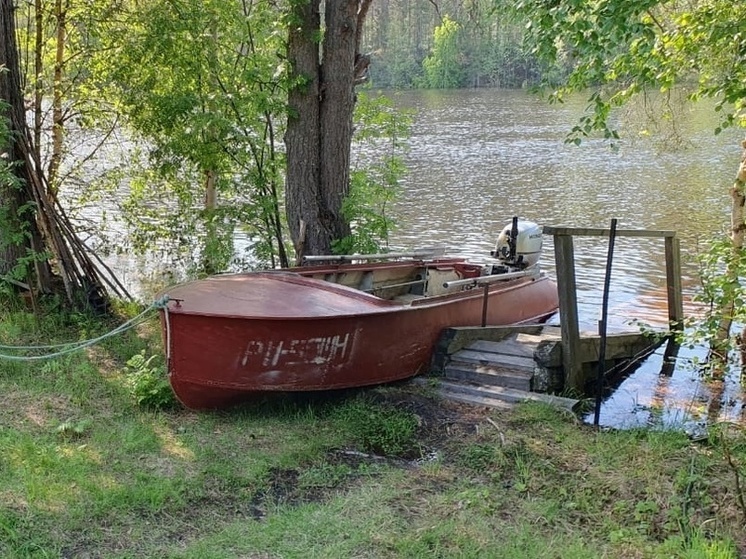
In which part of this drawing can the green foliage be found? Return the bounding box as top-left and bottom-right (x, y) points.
(56, 418), (93, 439)
(693, 237), (741, 309)
(124, 350), (176, 409)
(85, 0), (289, 271)
(517, 0), (746, 141)
(517, 0), (746, 369)
(329, 395), (419, 457)
(365, 1), (542, 89)
(0, 304), (744, 559)
(13, 1), (128, 193)
(423, 16), (466, 89)
(0, 103), (15, 182)
(0, 104), (47, 295)
(371, 22), (424, 89)
(657, 531), (740, 558)
(335, 93), (412, 255)
(297, 462), (354, 490)
(707, 423), (746, 523)
(457, 443), (503, 471)
(674, 235), (746, 370)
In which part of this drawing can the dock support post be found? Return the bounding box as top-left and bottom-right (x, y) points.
(553, 233), (583, 390)
(664, 235), (684, 331)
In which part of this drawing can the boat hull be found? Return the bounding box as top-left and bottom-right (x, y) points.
(159, 270), (558, 410)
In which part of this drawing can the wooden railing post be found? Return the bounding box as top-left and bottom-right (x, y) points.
(543, 225), (683, 392)
(553, 233), (583, 390)
(664, 235), (684, 331)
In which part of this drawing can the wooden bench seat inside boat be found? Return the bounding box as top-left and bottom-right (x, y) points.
(297, 259), (484, 301)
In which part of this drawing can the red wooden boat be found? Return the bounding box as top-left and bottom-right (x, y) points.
(158, 222), (559, 410)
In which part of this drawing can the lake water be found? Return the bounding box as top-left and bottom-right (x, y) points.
(383, 88), (745, 428)
(94, 88), (746, 428)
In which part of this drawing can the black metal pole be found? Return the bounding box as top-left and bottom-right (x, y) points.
(481, 283), (489, 327)
(509, 216), (519, 263)
(594, 218), (618, 426)
(660, 337), (680, 377)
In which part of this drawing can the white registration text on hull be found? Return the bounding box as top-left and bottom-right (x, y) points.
(240, 333), (354, 368)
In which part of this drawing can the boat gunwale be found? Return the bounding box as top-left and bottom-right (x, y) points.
(161, 274), (553, 321)
(159, 257), (472, 307)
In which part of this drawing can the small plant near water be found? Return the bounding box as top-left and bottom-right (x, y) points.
(330, 395), (420, 457)
(124, 350), (176, 409)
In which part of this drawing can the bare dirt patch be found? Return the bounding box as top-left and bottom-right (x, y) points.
(367, 382), (507, 447)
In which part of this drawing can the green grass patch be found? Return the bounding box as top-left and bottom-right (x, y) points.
(327, 393), (420, 457)
(0, 298), (745, 558)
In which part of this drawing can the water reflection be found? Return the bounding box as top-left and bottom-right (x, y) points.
(586, 337), (746, 429)
(384, 88), (744, 428)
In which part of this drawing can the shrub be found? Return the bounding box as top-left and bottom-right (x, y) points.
(125, 351), (176, 409)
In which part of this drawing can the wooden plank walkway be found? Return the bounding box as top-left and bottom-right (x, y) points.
(424, 328), (580, 412)
(425, 324), (665, 413)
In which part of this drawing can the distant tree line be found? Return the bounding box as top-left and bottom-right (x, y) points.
(361, 0), (548, 89)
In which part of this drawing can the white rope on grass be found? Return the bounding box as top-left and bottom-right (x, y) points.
(0, 296), (171, 361)
(164, 304), (172, 361)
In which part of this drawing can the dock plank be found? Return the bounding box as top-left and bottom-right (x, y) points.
(451, 349), (537, 371)
(444, 363), (532, 391)
(435, 379), (580, 412)
(466, 338), (537, 358)
(434, 391), (515, 411)
(515, 331), (561, 344)
(411, 377), (580, 413)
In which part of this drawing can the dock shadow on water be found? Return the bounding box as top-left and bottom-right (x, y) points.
(585, 330), (746, 431)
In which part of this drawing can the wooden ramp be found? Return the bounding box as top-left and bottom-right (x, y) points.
(425, 324), (666, 413)
(421, 327), (579, 412)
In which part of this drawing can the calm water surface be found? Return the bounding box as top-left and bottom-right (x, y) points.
(382, 89), (744, 428)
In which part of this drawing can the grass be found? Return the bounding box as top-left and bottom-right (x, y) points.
(0, 296), (745, 558)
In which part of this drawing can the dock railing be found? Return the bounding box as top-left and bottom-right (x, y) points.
(543, 226), (683, 391)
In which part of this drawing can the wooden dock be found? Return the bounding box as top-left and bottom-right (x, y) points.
(425, 323), (667, 412)
(419, 225), (682, 413)
(545, 226), (682, 390)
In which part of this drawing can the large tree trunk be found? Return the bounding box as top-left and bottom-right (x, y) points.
(318, 0), (358, 246)
(285, 0), (370, 260)
(0, 0), (46, 285)
(286, 0), (322, 259)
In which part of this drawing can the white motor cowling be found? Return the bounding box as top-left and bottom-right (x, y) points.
(492, 218), (544, 269)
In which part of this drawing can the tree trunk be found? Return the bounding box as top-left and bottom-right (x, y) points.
(33, 0), (43, 154)
(319, 0), (358, 245)
(285, 0), (322, 259)
(0, 0), (37, 280)
(48, 0), (67, 192)
(285, 0), (371, 260)
(710, 138), (746, 373)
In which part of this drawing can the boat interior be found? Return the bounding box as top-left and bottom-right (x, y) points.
(295, 258), (488, 303)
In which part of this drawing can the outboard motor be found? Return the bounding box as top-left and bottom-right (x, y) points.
(489, 218), (544, 273)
